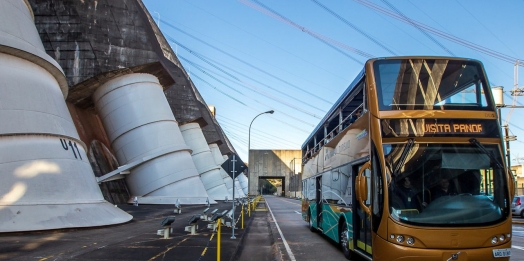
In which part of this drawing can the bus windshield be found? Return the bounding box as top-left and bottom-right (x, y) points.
(385, 143), (509, 226)
(374, 59), (493, 111)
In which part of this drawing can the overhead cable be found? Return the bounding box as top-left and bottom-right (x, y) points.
(239, 0), (371, 62)
(163, 20), (333, 104)
(199, 53), (327, 113)
(353, 0), (524, 66)
(177, 52), (323, 120)
(310, 0), (397, 55)
(380, 0), (455, 56)
(189, 70), (316, 128)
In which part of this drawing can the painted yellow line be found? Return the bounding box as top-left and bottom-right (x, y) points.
(147, 238), (188, 261)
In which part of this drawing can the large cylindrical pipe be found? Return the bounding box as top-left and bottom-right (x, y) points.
(209, 144), (235, 199)
(235, 176), (246, 198)
(93, 74), (212, 205)
(219, 153), (247, 198)
(0, 0), (132, 232)
(237, 173), (249, 196)
(180, 124), (231, 200)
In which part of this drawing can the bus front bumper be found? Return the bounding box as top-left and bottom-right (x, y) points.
(373, 235), (511, 261)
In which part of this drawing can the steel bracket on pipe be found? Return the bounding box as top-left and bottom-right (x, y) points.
(96, 145), (191, 183)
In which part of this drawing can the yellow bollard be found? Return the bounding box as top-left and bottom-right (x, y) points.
(217, 218), (221, 261)
(241, 206), (244, 229)
(248, 201), (251, 217)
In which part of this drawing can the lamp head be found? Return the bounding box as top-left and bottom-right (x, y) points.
(266, 110), (274, 114)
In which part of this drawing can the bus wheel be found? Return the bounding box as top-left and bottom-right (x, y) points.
(340, 222), (352, 260)
(308, 211), (316, 232)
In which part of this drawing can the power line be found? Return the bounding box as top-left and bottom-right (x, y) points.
(380, 0), (454, 56)
(162, 20), (334, 104)
(217, 115), (300, 148)
(240, 0), (371, 62)
(353, 0), (524, 66)
(178, 54), (322, 121)
(195, 52), (327, 113)
(310, 0), (397, 55)
(188, 70), (315, 129)
(175, 1), (349, 86)
(190, 73), (247, 106)
(453, 0), (519, 57)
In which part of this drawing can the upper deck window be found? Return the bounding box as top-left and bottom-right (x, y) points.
(374, 59), (492, 111)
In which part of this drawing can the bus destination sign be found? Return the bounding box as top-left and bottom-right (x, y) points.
(381, 119), (499, 138)
(423, 123), (483, 134)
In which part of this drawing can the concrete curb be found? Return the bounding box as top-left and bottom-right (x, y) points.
(230, 208), (257, 261)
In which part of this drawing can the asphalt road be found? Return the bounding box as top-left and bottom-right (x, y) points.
(265, 195), (351, 261)
(265, 195), (524, 261)
(511, 220), (524, 261)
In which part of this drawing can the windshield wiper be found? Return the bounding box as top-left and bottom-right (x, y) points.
(469, 139), (503, 169)
(393, 138), (415, 177)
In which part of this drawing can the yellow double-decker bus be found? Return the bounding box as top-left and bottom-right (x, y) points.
(301, 57), (514, 260)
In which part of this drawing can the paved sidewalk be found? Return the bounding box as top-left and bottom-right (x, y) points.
(0, 201), (271, 261)
(235, 200), (278, 261)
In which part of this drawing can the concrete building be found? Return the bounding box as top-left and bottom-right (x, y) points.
(510, 165), (524, 196)
(248, 150), (302, 198)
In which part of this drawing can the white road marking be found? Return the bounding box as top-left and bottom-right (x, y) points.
(295, 211), (301, 215)
(512, 245), (524, 251)
(267, 198), (297, 261)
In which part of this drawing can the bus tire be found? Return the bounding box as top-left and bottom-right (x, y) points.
(308, 210), (316, 232)
(340, 221), (352, 260)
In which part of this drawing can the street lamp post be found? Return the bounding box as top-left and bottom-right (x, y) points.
(248, 110), (274, 196)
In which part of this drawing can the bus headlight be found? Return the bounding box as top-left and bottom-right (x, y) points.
(507, 233), (511, 239)
(491, 236), (498, 244)
(406, 237), (415, 245)
(396, 235), (404, 243)
(499, 234), (505, 242)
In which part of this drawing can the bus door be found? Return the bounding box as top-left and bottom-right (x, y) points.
(354, 162), (372, 257)
(315, 175), (322, 229)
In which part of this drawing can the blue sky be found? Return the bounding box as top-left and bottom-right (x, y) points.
(143, 0), (524, 165)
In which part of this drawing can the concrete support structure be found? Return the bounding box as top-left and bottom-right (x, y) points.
(93, 73), (211, 205)
(180, 123), (230, 201)
(209, 144), (246, 199)
(248, 150), (302, 197)
(0, 0), (132, 232)
(234, 177), (247, 198)
(209, 144), (235, 199)
(237, 172), (249, 195)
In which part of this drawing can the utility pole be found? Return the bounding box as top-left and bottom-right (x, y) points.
(496, 61), (523, 171)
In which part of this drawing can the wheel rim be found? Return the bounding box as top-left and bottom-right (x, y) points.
(340, 224), (349, 253)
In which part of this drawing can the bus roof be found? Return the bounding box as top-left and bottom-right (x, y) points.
(301, 68), (365, 149)
(300, 56), (485, 151)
